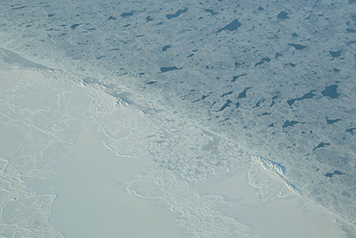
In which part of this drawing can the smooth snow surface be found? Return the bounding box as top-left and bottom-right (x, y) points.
(50, 118), (182, 238)
(0, 0), (355, 237)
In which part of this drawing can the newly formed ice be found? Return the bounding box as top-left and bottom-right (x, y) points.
(0, 0), (355, 236)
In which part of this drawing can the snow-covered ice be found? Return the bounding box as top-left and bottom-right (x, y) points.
(0, 47), (355, 237)
(0, 0), (355, 237)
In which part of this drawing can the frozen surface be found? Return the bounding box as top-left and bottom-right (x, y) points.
(0, 0), (356, 237)
(0, 47), (355, 237)
(0, 55), (183, 237)
(50, 118), (182, 238)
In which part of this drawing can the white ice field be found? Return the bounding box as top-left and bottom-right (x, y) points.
(0, 0), (356, 237)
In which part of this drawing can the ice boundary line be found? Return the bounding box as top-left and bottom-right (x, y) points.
(2, 46), (355, 230)
(83, 75), (356, 230)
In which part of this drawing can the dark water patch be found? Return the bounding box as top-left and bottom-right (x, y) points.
(166, 8), (188, 19)
(232, 73), (247, 82)
(146, 16), (153, 22)
(160, 66), (181, 73)
(162, 45), (171, 51)
(333, 68), (340, 73)
(108, 16), (117, 20)
(291, 32), (298, 37)
(261, 112), (271, 116)
(193, 94), (210, 103)
(217, 100), (232, 112)
(220, 91), (233, 97)
(287, 90), (316, 106)
(334, 170), (344, 175)
(325, 172), (333, 177)
(205, 9), (218, 15)
(235, 102), (240, 108)
(288, 43), (307, 50)
(96, 56), (106, 60)
(146, 81), (157, 85)
(345, 128), (356, 135)
(121, 11), (134, 17)
(350, 0), (356, 4)
(217, 19), (241, 33)
(282, 120), (300, 128)
(347, 40), (356, 48)
(275, 52), (282, 58)
(255, 57), (271, 67)
(258, 6), (264, 11)
(268, 123), (275, 128)
(48, 14), (55, 17)
(326, 118), (341, 124)
(12, 6), (27, 10)
(277, 11), (289, 19)
(210, 101), (216, 108)
(187, 54), (194, 58)
(329, 50), (341, 59)
(346, 28), (355, 33)
(289, 63), (296, 67)
(123, 24), (131, 27)
(321, 84), (340, 98)
(313, 142), (331, 151)
(237, 87), (251, 99)
(235, 61), (244, 67)
(71, 24), (81, 30)
(109, 48), (120, 51)
(253, 99), (265, 108)
(262, 57), (271, 62)
(300, 90), (316, 100)
(201, 95), (209, 100)
(325, 170), (345, 177)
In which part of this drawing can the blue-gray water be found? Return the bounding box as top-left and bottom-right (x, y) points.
(1, 0), (355, 228)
